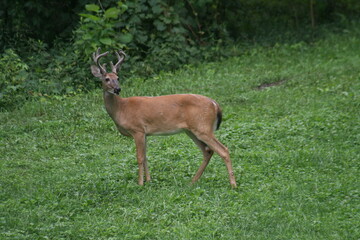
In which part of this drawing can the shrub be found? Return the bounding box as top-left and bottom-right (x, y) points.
(24, 43), (90, 96)
(0, 49), (29, 109)
(74, 0), (226, 76)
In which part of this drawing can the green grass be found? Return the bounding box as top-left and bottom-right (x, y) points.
(1, 30), (360, 239)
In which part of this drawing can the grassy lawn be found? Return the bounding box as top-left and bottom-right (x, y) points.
(1, 31), (359, 239)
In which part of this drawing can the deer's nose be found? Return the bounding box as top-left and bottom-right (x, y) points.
(114, 88), (121, 95)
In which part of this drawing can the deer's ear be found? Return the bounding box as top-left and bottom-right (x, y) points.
(91, 65), (103, 78)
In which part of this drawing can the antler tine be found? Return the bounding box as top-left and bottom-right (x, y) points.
(92, 48), (109, 74)
(111, 50), (126, 73)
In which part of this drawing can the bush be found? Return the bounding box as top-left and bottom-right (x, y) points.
(0, 49), (29, 109)
(0, 42), (94, 110)
(24, 43), (91, 96)
(74, 0), (229, 76)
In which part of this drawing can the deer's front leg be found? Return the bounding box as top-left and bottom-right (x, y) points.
(133, 133), (147, 185)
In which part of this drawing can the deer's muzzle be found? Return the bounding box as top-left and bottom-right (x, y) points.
(114, 88), (121, 95)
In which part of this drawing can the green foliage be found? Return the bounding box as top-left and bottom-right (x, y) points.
(0, 49), (29, 108)
(75, 2), (130, 57)
(24, 42), (91, 97)
(2, 0), (360, 109)
(1, 31), (359, 239)
(2, 0), (360, 52)
(74, 0), (207, 75)
(0, 42), (94, 110)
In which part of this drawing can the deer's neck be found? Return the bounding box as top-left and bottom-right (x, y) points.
(103, 91), (132, 137)
(103, 91), (123, 119)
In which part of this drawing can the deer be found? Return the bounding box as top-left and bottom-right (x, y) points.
(90, 48), (237, 188)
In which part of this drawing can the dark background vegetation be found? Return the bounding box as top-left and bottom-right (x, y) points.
(1, 0), (360, 110)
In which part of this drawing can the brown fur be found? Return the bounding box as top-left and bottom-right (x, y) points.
(91, 51), (237, 188)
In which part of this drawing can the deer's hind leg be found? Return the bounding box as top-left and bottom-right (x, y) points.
(191, 131), (237, 188)
(186, 131), (214, 183)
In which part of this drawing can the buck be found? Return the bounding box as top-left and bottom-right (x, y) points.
(90, 48), (237, 188)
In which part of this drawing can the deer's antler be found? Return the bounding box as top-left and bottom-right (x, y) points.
(92, 48), (109, 74)
(110, 50), (126, 73)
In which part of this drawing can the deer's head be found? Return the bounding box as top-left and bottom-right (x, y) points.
(91, 48), (126, 95)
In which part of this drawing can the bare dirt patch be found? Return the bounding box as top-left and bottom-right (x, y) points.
(255, 79), (287, 90)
